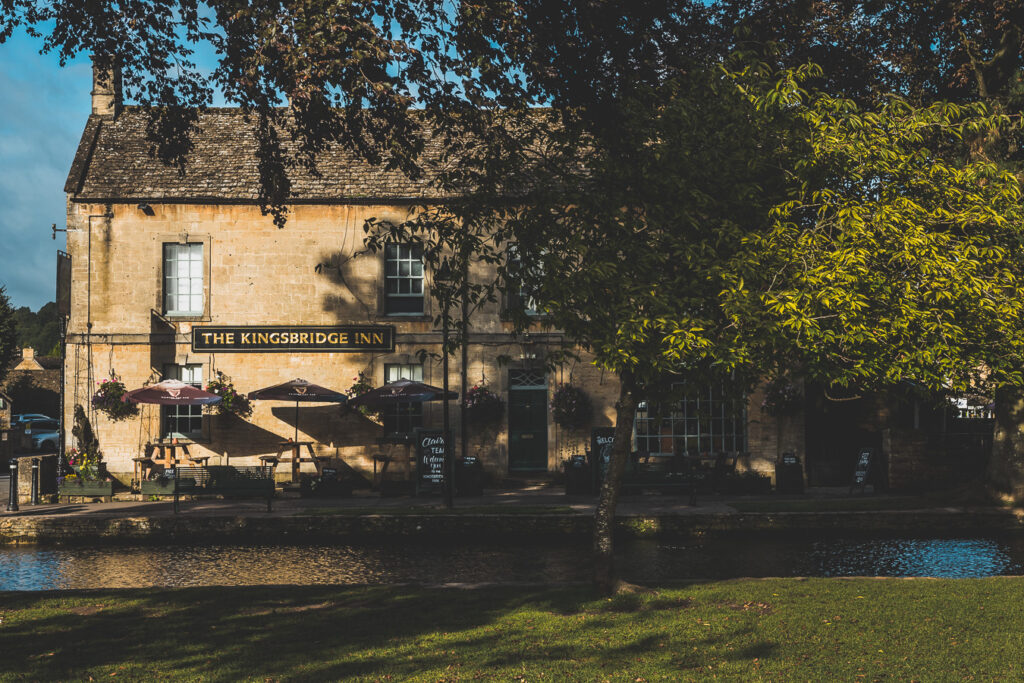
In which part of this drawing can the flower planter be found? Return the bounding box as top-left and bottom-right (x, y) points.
(58, 479), (113, 499)
(140, 478), (176, 496)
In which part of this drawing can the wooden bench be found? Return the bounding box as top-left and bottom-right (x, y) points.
(620, 454), (700, 505)
(141, 465), (275, 513)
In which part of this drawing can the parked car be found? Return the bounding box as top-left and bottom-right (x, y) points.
(27, 419), (60, 452)
(12, 413), (53, 425)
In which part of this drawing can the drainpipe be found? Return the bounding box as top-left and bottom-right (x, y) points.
(85, 213), (112, 424)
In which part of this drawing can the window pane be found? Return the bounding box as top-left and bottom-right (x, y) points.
(634, 379), (746, 455)
(384, 242), (424, 315)
(163, 242), (203, 314)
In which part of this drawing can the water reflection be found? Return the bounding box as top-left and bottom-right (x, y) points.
(0, 541), (591, 591)
(1, 534), (1022, 590)
(629, 534), (1024, 582)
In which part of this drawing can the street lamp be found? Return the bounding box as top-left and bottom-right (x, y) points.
(435, 260), (456, 509)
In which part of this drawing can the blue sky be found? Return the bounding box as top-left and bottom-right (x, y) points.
(0, 32), (90, 311)
(0, 26), (231, 313)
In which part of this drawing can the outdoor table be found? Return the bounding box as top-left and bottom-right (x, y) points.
(145, 441), (195, 469)
(274, 441), (329, 483)
(136, 442), (204, 491)
(132, 456), (156, 488)
(374, 435), (415, 485)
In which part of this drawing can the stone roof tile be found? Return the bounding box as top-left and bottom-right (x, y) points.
(66, 108), (445, 202)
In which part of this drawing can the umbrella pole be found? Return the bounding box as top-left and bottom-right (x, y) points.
(294, 400), (299, 443)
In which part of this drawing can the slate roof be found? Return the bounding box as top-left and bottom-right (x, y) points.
(7, 355), (61, 371)
(65, 108), (444, 202)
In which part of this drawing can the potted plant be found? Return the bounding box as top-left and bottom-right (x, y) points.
(59, 405), (113, 499)
(91, 375), (138, 422)
(204, 371), (253, 419)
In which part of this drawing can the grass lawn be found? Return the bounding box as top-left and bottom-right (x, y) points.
(2, 578), (1022, 681)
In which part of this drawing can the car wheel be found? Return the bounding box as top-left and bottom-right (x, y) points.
(40, 440), (56, 453)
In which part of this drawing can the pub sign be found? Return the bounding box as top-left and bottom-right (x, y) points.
(192, 325), (395, 353)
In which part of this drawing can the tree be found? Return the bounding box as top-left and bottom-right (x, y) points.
(12, 301), (60, 356)
(364, 54), (805, 590)
(0, 287), (16, 385)
(723, 89), (1024, 500)
(721, 2), (1024, 500)
(1, 0), (468, 225)
(718, 1), (1024, 105)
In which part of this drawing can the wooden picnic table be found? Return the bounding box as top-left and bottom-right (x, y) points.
(134, 441), (209, 489)
(260, 441), (330, 483)
(372, 435), (415, 489)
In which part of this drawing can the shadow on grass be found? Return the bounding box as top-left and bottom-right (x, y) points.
(0, 583), (780, 680)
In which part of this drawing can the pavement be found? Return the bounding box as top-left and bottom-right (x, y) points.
(0, 474), (879, 520)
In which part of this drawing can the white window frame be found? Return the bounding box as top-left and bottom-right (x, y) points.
(634, 381), (747, 456)
(506, 246), (545, 316)
(383, 363), (424, 434)
(163, 243), (204, 316)
(384, 243), (425, 315)
(162, 364), (204, 439)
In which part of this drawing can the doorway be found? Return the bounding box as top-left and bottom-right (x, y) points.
(508, 369), (548, 471)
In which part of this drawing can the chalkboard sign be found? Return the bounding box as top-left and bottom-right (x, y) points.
(781, 452), (799, 466)
(849, 447), (875, 494)
(414, 428), (448, 495)
(591, 427), (616, 483)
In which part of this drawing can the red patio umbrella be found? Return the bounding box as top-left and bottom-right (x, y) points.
(122, 379), (223, 406)
(347, 379), (458, 407)
(246, 378), (348, 442)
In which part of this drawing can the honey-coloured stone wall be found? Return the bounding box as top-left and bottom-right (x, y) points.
(62, 200), (789, 485)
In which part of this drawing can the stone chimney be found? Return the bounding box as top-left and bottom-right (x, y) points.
(91, 57), (122, 117)
(13, 347), (44, 371)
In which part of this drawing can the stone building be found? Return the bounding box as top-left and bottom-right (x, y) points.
(61, 64), (812, 488)
(2, 348), (61, 419)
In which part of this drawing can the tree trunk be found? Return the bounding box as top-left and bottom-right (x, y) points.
(593, 369), (639, 593)
(987, 385), (1024, 504)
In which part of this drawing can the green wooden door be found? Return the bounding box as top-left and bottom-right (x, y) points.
(508, 370), (548, 471)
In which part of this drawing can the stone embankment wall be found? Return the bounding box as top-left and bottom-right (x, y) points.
(3, 509), (1024, 546)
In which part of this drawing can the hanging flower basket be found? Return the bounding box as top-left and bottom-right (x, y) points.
(464, 385), (504, 425)
(761, 376), (803, 416)
(550, 384), (592, 430)
(204, 371), (253, 418)
(345, 372), (382, 421)
(91, 377), (138, 422)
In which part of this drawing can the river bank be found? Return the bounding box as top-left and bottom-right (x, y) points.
(2, 492), (1024, 545)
